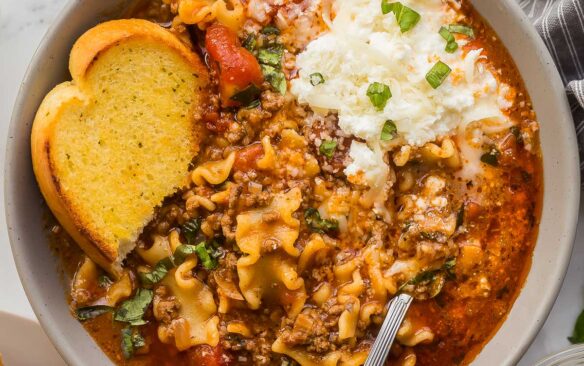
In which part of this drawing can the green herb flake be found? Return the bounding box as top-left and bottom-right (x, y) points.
(114, 289), (153, 326)
(319, 140), (337, 159)
(447, 24), (475, 38)
(380, 120), (398, 141)
(569, 309), (584, 343)
(367, 82), (392, 110)
(182, 219), (201, 245)
(138, 257), (173, 286)
(75, 305), (113, 321)
(456, 204), (465, 229)
(230, 84), (262, 106)
(261, 25), (280, 35)
(243, 34), (257, 52)
(121, 328), (134, 359)
(425, 61), (451, 89)
(439, 26), (458, 53)
(195, 241), (219, 270)
(173, 244), (198, 266)
(381, 1), (421, 33)
(304, 208), (339, 234)
(480, 148), (500, 166)
(121, 327), (146, 360)
(258, 45), (284, 67)
(261, 64), (287, 95)
(309, 72), (325, 86)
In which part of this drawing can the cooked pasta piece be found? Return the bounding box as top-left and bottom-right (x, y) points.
(191, 152), (236, 186)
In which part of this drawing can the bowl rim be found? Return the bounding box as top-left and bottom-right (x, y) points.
(4, 0), (580, 365)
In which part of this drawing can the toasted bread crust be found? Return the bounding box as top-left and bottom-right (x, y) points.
(31, 19), (209, 276)
(31, 82), (121, 274)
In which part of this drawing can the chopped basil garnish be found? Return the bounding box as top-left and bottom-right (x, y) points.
(98, 274), (113, 288)
(194, 241), (219, 270)
(425, 61), (451, 89)
(230, 84), (262, 106)
(173, 244), (198, 265)
(138, 257), (173, 286)
(182, 218), (201, 245)
(261, 64), (287, 95)
(367, 82), (392, 110)
(480, 148), (500, 166)
(304, 208), (339, 234)
(381, 120), (397, 141)
(439, 26), (458, 53)
(447, 24), (475, 38)
(399, 258), (456, 297)
(261, 25), (280, 35)
(258, 45), (284, 67)
(121, 327), (146, 360)
(456, 204), (465, 229)
(569, 309), (584, 343)
(114, 289), (153, 326)
(243, 34), (257, 52)
(309, 72), (325, 86)
(257, 40), (287, 95)
(381, 1), (421, 33)
(319, 140), (337, 158)
(75, 305), (113, 321)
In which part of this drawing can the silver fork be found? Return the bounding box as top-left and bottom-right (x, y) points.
(364, 293), (413, 366)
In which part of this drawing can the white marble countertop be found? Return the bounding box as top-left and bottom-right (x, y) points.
(0, 0), (582, 364)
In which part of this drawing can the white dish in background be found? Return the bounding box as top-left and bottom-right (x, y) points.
(0, 311), (66, 366)
(4, 0), (579, 365)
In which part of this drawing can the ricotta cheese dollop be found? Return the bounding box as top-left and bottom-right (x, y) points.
(291, 0), (513, 202)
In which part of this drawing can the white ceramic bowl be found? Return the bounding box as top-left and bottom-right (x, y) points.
(4, 0), (580, 365)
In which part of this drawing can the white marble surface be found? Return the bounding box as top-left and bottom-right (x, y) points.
(0, 0), (582, 364)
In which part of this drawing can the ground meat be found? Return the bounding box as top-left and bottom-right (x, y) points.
(153, 286), (179, 323)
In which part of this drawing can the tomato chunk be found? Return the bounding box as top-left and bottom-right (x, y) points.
(205, 24), (264, 107)
(233, 143), (264, 171)
(187, 345), (232, 366)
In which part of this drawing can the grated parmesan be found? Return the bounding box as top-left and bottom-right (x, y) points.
(291, 0), (514, 199)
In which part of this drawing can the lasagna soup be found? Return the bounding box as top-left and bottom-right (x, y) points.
(47, 0), (542, 365)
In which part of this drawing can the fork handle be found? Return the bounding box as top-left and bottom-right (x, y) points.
(364, 293), (413, 366)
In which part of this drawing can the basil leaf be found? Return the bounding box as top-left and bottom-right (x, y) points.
(425, 61), (451, 89)
(98, 274), (113, 288)
(76, 305), (113, 321)
(261, 64), (287, 95)
(447, 24), (475, 38)
(261, 25), (280, 35)
(480, 148), (500, 166)
(258, 45), (284, 67)
(456, 204), (465, 229)
(195, 241), (219, 270)
(304, 208), (339, 234)
(309, 72), (325, 86)
(114, 289), (153, 326)
(243, 34), (257, 52)
(367, 82), (392, 110)
(182, 218), (201, 245)
(319, 140), (337, 158)
(121, 327), (146, 360)
(139, 257), (173, 286)
(439, 26), (458, 53)
(569, 309), (584, 343)
(230, 84), (262, 106)
(380, 120), (397, 141)
(381, 1), (421, 33)
(173, 244), (198, 266)
(121, 327), (134, 359)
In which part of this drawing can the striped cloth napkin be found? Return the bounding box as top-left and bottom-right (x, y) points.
(517, 0), (584, 169)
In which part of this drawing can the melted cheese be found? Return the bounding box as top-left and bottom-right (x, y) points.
(291, 0), (514, 192)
